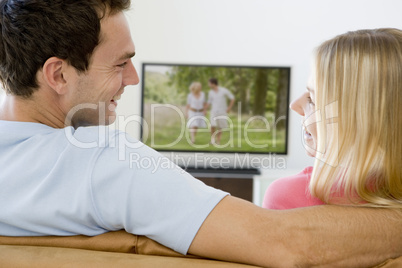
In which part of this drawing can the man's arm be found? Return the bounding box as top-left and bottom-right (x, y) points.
(227, 98), (235, 113)
(203, 103), (210, 114)
(188, 196), (402, 268)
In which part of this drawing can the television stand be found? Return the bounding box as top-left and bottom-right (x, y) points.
(182, 167), (260, 178)
(183, 167), (260, 202)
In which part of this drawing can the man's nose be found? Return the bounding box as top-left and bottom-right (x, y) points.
(123, 60), (140, 86)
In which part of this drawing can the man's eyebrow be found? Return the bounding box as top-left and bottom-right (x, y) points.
(117, 52), (136, 61)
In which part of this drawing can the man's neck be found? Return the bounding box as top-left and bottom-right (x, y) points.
(0, 94), (66, 128)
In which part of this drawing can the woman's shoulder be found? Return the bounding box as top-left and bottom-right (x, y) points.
(262, 166), (323, 209)
(266, 167), (313, 195)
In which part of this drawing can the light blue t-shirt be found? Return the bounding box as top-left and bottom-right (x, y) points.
(0, 120), (228, 254)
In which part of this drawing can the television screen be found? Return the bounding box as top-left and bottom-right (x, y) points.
(141, 63), (290, 155)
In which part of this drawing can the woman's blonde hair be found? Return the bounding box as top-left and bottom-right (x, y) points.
(311, 28), (402, 208)
(189, 82), (202, 93)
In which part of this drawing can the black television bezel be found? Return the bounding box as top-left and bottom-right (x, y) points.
(140, 62), (291, 155)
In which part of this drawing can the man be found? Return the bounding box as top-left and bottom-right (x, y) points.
(0, 1), (400, 267)
(204, 78), (235, 145)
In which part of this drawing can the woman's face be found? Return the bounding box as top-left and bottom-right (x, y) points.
(194, 85), (201, 93)
(191, 84), (202, 94)
(290, 73), (318, 157)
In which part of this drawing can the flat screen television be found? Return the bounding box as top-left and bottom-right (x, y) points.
(141, 63), (290, 171)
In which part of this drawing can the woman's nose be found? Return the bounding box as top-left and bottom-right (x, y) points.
(290, 96), (305, 116)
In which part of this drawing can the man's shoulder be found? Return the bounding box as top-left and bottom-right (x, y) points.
(66, 126), (146, 155)
(219, 87), (232, 95)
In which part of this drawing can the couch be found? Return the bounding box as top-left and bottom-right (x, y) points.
(0, 231), (400, 267)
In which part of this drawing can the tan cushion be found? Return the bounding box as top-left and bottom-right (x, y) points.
(0, 231), (401, 267)
(374, 257), (402, 268)
(0, 231), (259, 267)
(0, 230), (197, 258)
(0, 245), (258, 268)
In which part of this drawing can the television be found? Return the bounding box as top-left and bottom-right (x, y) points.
(141, 63), (290, 172)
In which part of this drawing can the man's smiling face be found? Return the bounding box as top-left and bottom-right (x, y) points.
(65, 11), (139, 127)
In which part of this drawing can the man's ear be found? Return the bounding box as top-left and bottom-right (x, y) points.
(42, 57), (69, 95)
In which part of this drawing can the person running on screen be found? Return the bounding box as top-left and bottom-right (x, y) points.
(204, 78), (235, 145)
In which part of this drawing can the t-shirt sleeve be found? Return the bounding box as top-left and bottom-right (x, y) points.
(90, 132), (228, 255)
(224, 88), (235, 100)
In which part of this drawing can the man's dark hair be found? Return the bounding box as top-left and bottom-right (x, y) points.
(208, 78), (218, 85)
(0, 0), (131, 97)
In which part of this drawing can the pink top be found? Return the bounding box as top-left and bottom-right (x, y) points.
(262, 167), (325, 210)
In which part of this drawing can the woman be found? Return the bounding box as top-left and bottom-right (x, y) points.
(264, 28), (402, 209)
(185, 81), (207, 144)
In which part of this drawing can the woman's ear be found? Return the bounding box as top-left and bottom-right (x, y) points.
(42, 57), (69, 95)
